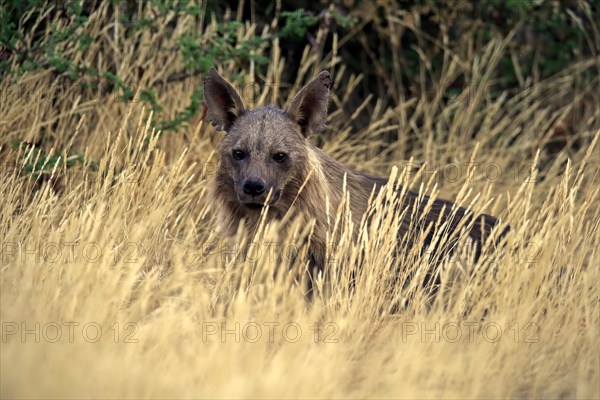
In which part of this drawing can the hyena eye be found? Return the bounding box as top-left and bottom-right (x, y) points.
(273, 153), (287, 163)
(232, 150), (246, 160)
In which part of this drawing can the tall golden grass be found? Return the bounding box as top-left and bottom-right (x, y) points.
(1, 3), (599, 398)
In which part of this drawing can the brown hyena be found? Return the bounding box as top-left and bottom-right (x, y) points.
(204, 67), (507, 294)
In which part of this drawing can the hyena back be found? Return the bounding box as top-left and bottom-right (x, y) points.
(204, 67), (506, 285)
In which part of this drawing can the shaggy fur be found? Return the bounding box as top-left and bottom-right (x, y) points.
(205, 68), (505, 278)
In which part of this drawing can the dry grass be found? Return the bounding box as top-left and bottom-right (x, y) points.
(1, 4), (599, 399)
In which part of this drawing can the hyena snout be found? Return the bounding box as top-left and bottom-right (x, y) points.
(242, 178), (266, 196)
(237, 176), (281, 207)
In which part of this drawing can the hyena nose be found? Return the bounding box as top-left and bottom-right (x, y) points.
(243, 179), (266, 196)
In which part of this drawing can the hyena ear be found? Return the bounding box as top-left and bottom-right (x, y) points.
(203, 67), (245, 132)
(287, 71), (331, 137)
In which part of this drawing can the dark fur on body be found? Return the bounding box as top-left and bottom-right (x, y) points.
(205, 68), (506, 287)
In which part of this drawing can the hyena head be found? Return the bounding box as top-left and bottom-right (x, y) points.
(204, 67), (331, 213)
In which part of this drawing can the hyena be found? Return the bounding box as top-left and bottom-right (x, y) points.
(204, 67), (506, 293)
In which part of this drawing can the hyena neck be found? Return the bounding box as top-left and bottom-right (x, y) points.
(291, 146), (388, 266)
(299, 146), (388, 225)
